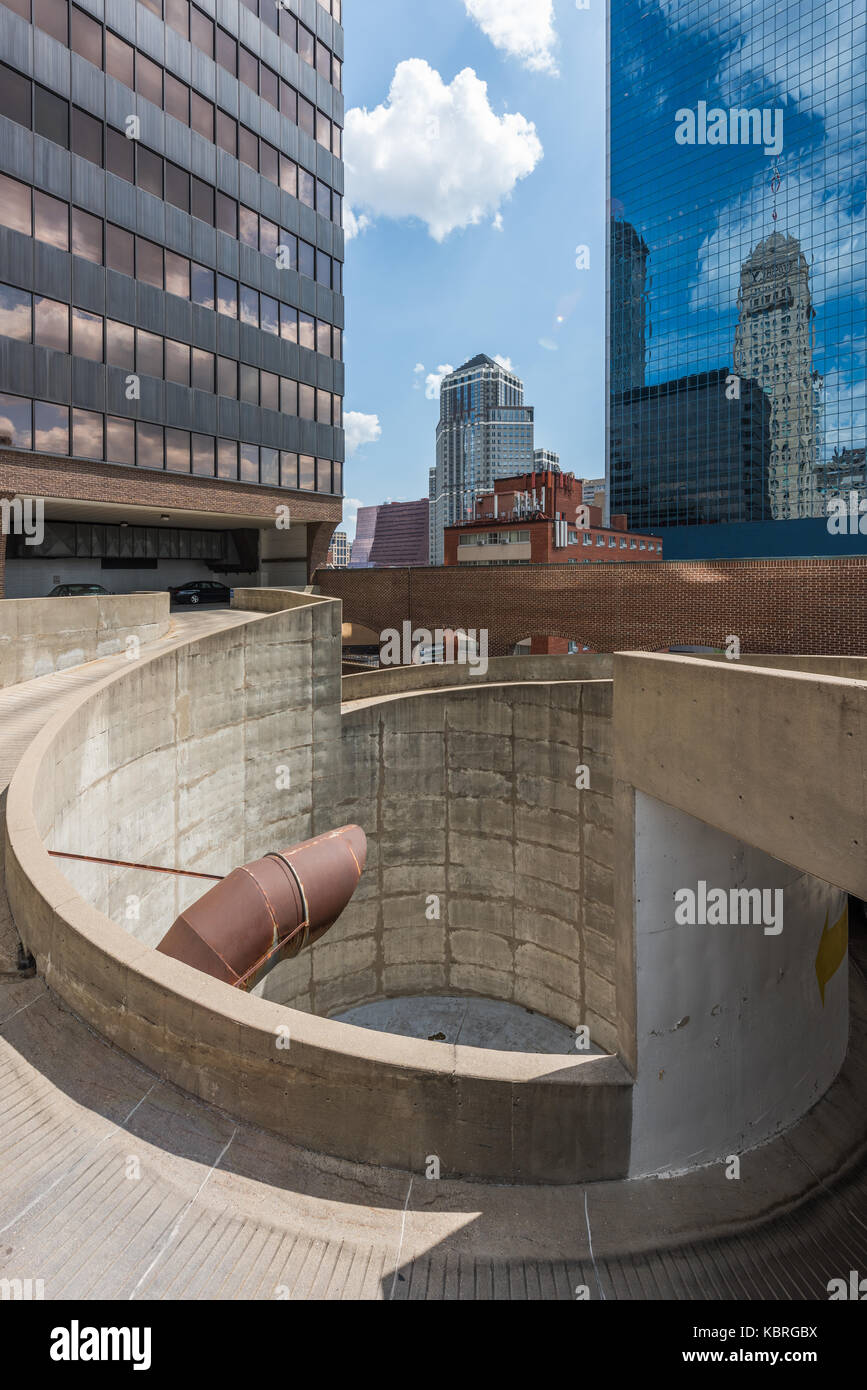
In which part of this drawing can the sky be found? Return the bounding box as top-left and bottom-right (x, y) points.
(339, 0), (607, 539)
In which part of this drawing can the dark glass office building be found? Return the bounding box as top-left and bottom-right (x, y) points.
(608, 0), (866, 556)
(0, 0), (344, 594)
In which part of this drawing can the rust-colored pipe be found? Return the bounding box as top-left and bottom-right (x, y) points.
(156, 825), (366, 991)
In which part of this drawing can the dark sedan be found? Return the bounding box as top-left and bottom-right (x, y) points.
(48, 583), (111, 597)
(169, 580), (232, 606)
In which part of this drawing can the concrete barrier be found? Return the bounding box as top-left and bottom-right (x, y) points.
(0, 593), (170, 687)
(341, 653), (613, 700)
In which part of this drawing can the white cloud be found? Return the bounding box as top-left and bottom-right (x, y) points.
(464, 0), (559, 75)
(340, 497), (365, 543)
(344, 60), (543, 242)
(492, 212), (504, 232)
(538, 338), (558, 352)
(344, 412), (382, 457)
(493, 354), (514, 372)
(423, 364), (455, 400)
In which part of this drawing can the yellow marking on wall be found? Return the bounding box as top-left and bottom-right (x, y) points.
(815, 903), (848, 1005)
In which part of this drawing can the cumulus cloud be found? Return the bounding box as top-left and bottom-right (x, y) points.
(344, 412), (382, 457)
(340, 497), (365, 543)
(464, 0), (559, 75)
(423, 364), (455, 400)
(493, 354), (514, 372)
(344, 60), (543, 242)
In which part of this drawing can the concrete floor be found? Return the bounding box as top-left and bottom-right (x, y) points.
(333, 994), (604, 1055)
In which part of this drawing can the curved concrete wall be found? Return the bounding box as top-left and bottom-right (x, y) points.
(263, 678), (619, 1053)
(0, 593), (170, 688)
(4, 595), (630, 1184)
(341, 653), (613, 700)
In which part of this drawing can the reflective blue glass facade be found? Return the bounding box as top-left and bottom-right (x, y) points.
(609, 0), (866, 543)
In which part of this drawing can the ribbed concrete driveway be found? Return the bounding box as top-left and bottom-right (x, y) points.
(1, 619), (866, 1299)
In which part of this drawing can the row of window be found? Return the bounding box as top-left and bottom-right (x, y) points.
(0, 391), (341, 491)
(580, 533), (661, 551)
(0, 62), (342, 221)
(457, 531), (531, 545)
(0, 173), (345, 314)
(4, 0), (342, 88)
(0, 283), (343, 422)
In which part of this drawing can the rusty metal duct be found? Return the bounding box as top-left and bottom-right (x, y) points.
(156, 825), (366, 991)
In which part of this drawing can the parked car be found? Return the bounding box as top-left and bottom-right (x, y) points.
(48, 583), (111, 597)
(169, 580), (232, 606)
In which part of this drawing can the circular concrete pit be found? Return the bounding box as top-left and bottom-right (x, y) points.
(333, 995), (606, 1055)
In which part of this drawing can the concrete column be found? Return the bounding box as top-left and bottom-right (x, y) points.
(307, 520), (337, 581)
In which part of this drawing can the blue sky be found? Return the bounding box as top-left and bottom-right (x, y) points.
(339, 0), (607, 538)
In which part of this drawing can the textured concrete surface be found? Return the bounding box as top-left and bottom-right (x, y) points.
(0, 949), (865, 1299)
(0, 593), (170, 688)
(333, 995), (602, 1055)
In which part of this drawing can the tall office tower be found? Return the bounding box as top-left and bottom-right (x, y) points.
(609, 217), (648, 394)
(0, 0), (345, 597)
(429, 354), (534, 565)
(534, 448), (560, 472)
(733, 232), (819, 519)
(326, 528), (350, 567)
(609, 0), (865, 555)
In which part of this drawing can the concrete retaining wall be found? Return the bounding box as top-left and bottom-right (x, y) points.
(261, 677), (619, 1052)
(341, 654), (613, 701)
(0, 593), (170, 688)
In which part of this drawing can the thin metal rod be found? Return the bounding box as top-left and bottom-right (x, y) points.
(48, 851), (224, 882)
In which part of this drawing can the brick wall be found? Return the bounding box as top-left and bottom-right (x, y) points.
(318, 558), (867, 656)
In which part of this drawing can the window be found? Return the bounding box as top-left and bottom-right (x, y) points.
(106, 415), (134, 465)
(260, 219), (278, 259)
(71, 107), (102, 165)
(240, 364), (258, 403)
(190, 7), (214, 58)
(280, 156), (297, 196)
(316, 41), (330, 81)
(216, 28), (237, 75)
(216, 193), (237, 238)
(136, 328), (162, 378)
(298, 97), (315, 139)
(137, 145), (163, 198)
(299, 455), (315, 490)
(165, 340), (190, 386)
(639, 541), (646, 551)
(316, 321), (331, 356)
(260, 372), (278, 411)
(333, 328), (342, 359)
(216, 110), (237, 157)
(166, 0), (189, 40)
(192, 433), (215, 475)
(240, 443), (258, 482)
(106, 32), (135, 88)
(0, 174), (31, 236)
(70, 6), (101, 66)
(191, 263), (214, 309)
(34, 296), (69, 351)
(34, 192), (68, 251)
(216, 276), (237, 318)
(106, 127), (134, 182)
(165, 164), (190, 213)
(217, 357), (237, 397)
(165, 73), (189, 125)
(33, 0), (67, 45)
(72, 408), (103, 459)
(596, 535), (605, 546)
(0, 392), (31, 447)
(106, 319), (135, 369)
(34, 86), (69, 148)
(620, 538), (628, 550)
(629, 539), (637, 550)
(136, 238), (163, 289)
(191, 93), (214, 142)
(106, 223), (134, 275)
(280, 304), (298, 342)
(280, 84), (297, 125)
(260, 447), (279, 485)
(137, 55), (162, 107)
(298, 241), (315, 280)
(166, 428), (190, 472)
(240, 287), (258, 330)
(260, 142), (279, 185)
(316, 250), (331, 287)
(317, 181), (331, 219)
(260, 294), (278, 335)
(140, 0), (161, 15)
(299, 385), (315, 420)
(260, 67), (278, 109)
(72, 307), (102, 361)
(0, 285), (31, 341)
(316, 389), (331, 425)
(609, 536), (617, 548)
(0, 64), (31, 129)
(165, 252), (190, 299)
(316, 112), (331, 150)
(280, 379), (297, 415)
(192, 348), (214, 392)
(239, 127), (258, 170)
(35, 400), (68, 454)
(298, 169), (315, 208)
(136, 422), (163, 469)
(239, 47), (258, 92)
(239, 206), (258, 249)
(298, 312), (315, 351)
(217, 437), (238, 479)
(278, 10), (297, 50)
(298, 25), (314, 66)
(316, 459), (332, 493)
(71, 208), (102, 264)
(191, 177), (214, 225)
(280, 452), (298, 488)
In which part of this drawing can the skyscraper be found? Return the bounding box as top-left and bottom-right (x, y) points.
(733, 232), (820, 520)
(429, 354), (534, 566)
(0, 0), (345, 596)
(609, 0), (866, 556)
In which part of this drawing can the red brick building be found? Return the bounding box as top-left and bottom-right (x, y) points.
(443, 470), (662, 568)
